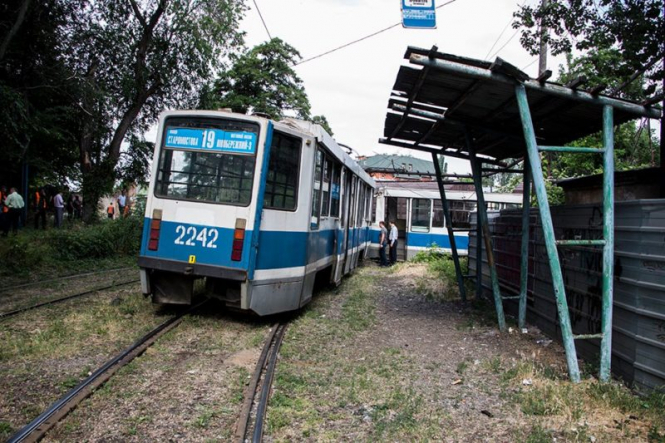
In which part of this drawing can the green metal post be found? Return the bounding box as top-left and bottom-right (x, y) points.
(476, 205), (483, 299)
(466, 133), (506, 331)
(518, 160), (531, 330)
(515, 84), (581, 383)
(432, 153), (467, 302)
(600, 105), (615, 382)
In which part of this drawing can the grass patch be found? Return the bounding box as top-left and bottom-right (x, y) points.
(0, 422), (14, 440)
(410, 247), (472, 301)
(0, 216), (141, 287)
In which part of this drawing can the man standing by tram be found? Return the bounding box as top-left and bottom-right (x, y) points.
(388, 220), (399, 265)
(378, 221), (389, 266)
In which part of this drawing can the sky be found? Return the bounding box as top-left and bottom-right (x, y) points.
(240, 0), (566, 174)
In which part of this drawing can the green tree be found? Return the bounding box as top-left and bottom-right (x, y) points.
(548, 52), (660, 178)
(65, 0), (246, 220)
(201, 38), (311, 120)
(0, 0), (81, 187)
(513, 0), (663, 98)
(312, 115), (334, 136)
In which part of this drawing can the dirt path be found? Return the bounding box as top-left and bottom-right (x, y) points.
(267, 261), (664, 442)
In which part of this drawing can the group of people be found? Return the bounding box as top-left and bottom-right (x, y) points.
(106, 190), (130, 219)
(0, 186), (83, 236)
(378, 220), (399, 267)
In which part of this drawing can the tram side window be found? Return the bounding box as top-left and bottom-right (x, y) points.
(321, 156), (332, 217)
(411, 198), (431, 232)
(432, 199), (445, 228)
(371, 192), (377, 223)
(311, 149), (323, 229)
(264, 132), (300, 210)
(356, 184), (364, 228)
(330, 164), (341, 217)
(450, 201), (474, 229)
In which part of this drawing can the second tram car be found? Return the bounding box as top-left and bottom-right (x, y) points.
(138, 110), (375, 316)
(368, 185), (522, 260)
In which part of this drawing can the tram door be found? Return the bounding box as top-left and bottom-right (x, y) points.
(385, 197), (407, 261)
(342, 173), (355, 274)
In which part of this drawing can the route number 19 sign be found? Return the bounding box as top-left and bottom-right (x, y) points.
(401, 0), (436, 29)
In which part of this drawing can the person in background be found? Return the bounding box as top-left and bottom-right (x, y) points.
(73, 195), (82, 219)
(378, 221), (389, 267)
(117, 189), (126, 216)
(388, 220), (399, 265)
(34, 187), (48, 230)
(0, 186), (8, 236)
(66, 194), (74, 221)
(53, 189), (64, 228)
(3, 187), (25, 236)
(107, 200), (115, 219)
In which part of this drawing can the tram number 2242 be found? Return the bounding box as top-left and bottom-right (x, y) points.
(174, 225), (219, 249)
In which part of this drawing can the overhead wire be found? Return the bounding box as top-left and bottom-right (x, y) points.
(483, 16), (514, 60)
(294, 0), (460, 67)
(253, 0), (272, 41)
(487, 28), (519, 61)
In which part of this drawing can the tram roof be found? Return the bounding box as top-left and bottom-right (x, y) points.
(382, 46), (662, 162)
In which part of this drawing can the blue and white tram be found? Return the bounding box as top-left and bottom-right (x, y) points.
(368, 185), (522, 260)
(138, 110), (375, 315)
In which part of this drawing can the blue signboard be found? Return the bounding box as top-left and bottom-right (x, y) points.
(402, 0), (436, 29)
(164, 127), (257, 154)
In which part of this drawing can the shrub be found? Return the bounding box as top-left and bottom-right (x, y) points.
(50, 216), (143, 260)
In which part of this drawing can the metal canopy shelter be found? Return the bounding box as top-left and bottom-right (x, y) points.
(381, 46), (662, 383)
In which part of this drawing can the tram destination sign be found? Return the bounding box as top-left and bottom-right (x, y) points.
(164, 127), (257, 154)
(401, 0), (436, 29)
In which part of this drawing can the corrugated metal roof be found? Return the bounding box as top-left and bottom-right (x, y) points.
(358, 154), (435, 174)
(382, 47), (662, 162)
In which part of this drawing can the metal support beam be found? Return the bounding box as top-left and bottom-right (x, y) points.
(377, 138), (508, 167)
(515, 84), (581, 382)
(390, 103), (524, 143)
(388, 46), (438, 140)
(518, 160), (530, 330)
(476, 198), (483, 299)
(432, 152), (467, 302)
(410, 54), (661, 120)
(600, 105), (615, 382)
(466, 132), (506, 331)
(538, 146), (605, 154)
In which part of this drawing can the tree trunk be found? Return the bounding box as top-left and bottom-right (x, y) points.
(0, 0), (32, 61)
(81, 163), (115, 223)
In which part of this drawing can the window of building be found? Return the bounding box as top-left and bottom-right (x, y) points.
(450, 201), (474, 229)
(411, 198), (431, 232)
(264, 131), (300, 210)
(432, 199), (445, 227)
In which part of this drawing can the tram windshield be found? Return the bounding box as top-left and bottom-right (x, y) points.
(155, 117), (260, 206)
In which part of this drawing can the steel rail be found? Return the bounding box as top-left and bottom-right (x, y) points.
(7, 300), (208, 443)
(252, 324), (286, 443)
(236, 323), (287, 443)
(0, 279), (140, 320)
(0, 266), (136, 294)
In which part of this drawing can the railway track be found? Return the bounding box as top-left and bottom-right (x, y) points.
(7, 300), (208, 443)
(0, 278), (140, 320)
(236, 322), (288, 443)
(0, 266), (136, 294)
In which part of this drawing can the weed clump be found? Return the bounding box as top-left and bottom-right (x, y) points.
(410, 246), (470, 300)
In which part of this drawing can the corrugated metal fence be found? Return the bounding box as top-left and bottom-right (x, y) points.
(469, 200), (665, 392)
